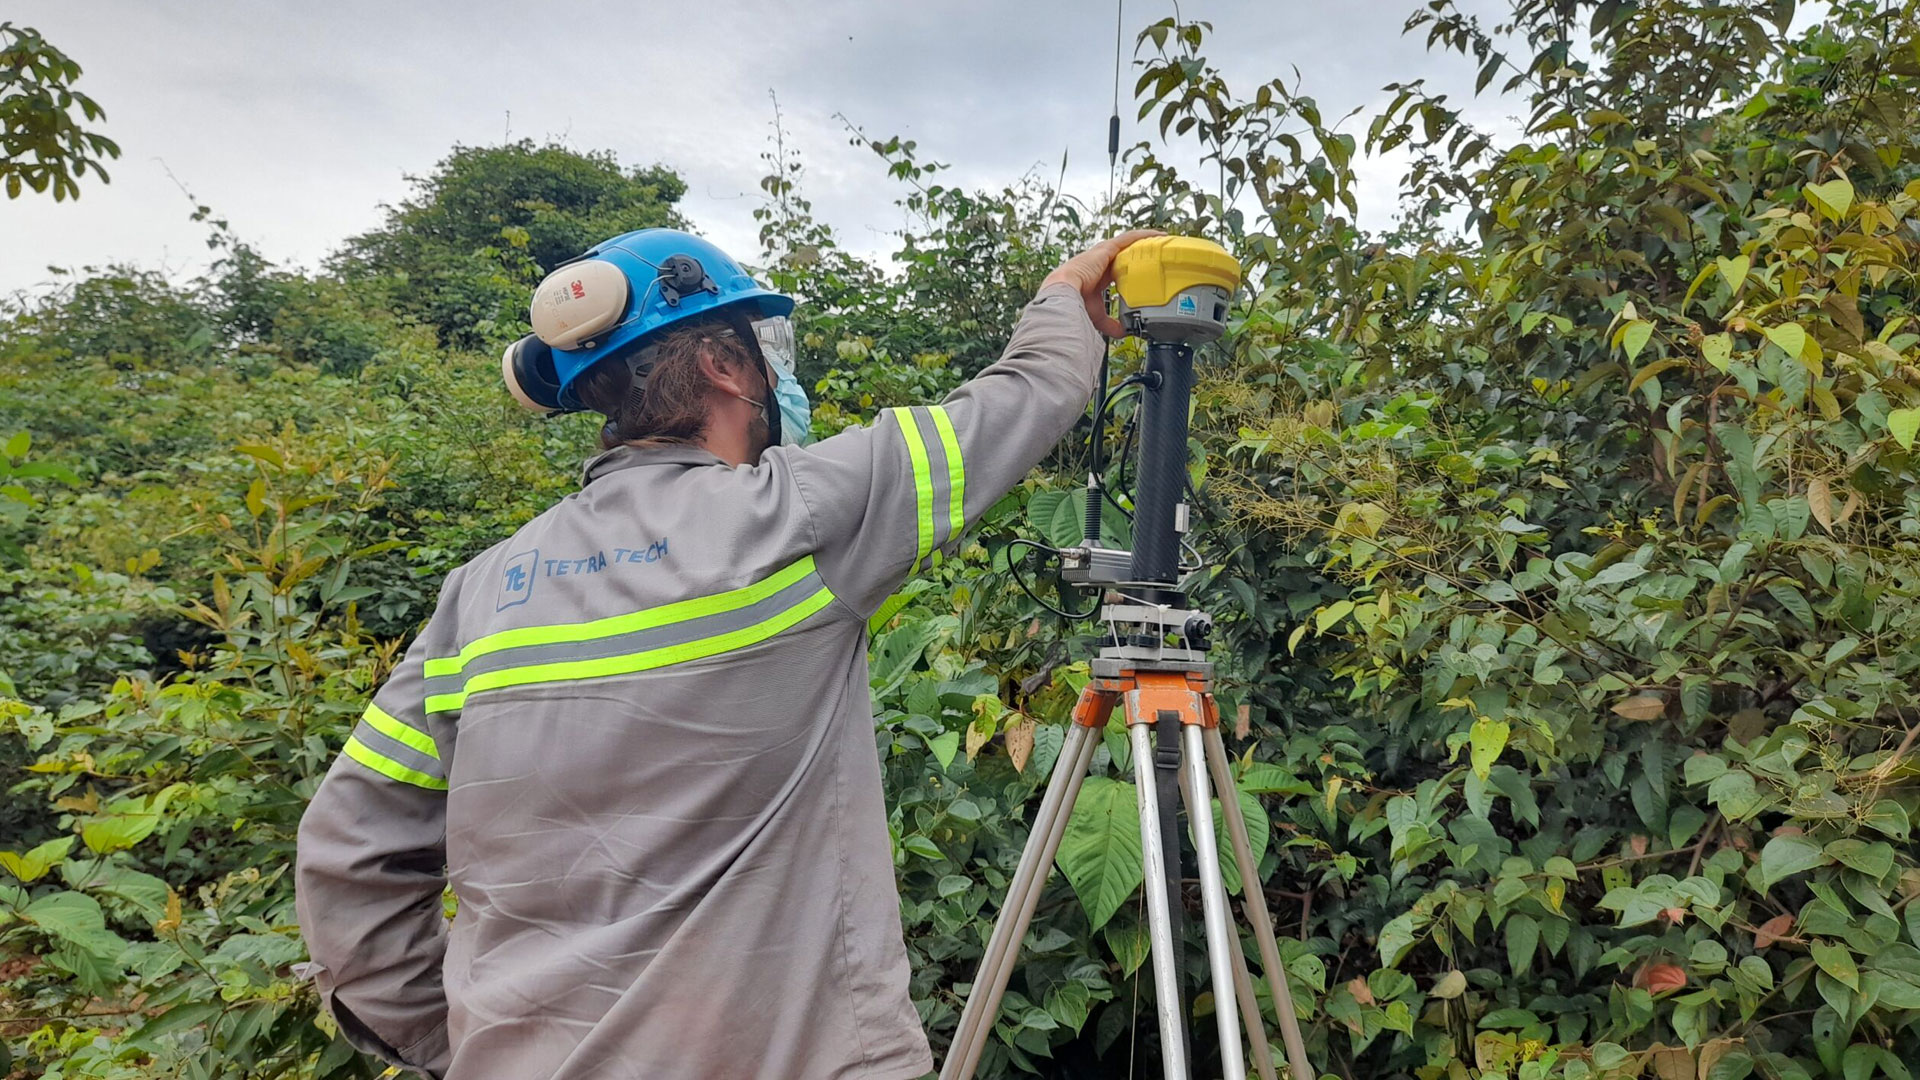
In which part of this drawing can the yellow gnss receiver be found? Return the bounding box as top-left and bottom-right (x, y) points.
(1111, 236), (1241, 344)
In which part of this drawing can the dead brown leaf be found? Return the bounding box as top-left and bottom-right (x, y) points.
(1612, 693), (1668, 721)
(1004, 717), (1034, 774)
(1753, 913), (1795, 948)
(1347, 976), (1375, 1006)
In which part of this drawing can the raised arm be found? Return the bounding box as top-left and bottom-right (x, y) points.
(786, 231), (1160, 618)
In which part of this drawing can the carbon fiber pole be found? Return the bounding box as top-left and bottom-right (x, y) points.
(1128, 341), (1194, 585)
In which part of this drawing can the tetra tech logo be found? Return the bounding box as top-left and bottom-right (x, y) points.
(497, 549), (539, 611)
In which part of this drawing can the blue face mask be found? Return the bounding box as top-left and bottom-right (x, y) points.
(753, 317), (812, 446)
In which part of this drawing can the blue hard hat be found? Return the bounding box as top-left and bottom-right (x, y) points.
(502, 228), (794, 414)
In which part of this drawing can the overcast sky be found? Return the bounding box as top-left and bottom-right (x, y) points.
(2, 1), (1523, 297)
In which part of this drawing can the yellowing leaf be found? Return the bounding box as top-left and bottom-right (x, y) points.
(1335, 501), (1388, 538)
(1810, 385), (1842, 421)
(1715, 254), (1750, 296)
(1611, 694), (1668, 721)
(0, 836), (75, 883)
(1431, 970), (1468, 999)
(1701, 332), (1733, 372)
(1287, 624), (1308, 655)
(1804, 177), (1855, 220)
(155, 888), (183, 935)
(1888, 407), (1920, 449)
(1765, 323), (1808, 360)
(1808, 476), (1833, 532)
(1468, 716), (1510, 780)
(233, 443), (285, 467)
(1629, 359), (1685, 393)
(964, 715), (994, 762)
(1674, 462), (1706, 525)
(1621, 320), (1655, 363)
(1838, 490), (1860, 523)
(1316, 600), (1355, 634)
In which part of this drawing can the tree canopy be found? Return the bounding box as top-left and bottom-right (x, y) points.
(0, 21), (119, 202)
(5, 3), (1920, 1079)
(333, 139), (687, 348)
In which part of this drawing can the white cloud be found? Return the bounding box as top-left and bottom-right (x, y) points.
(1, 0), (1511, 297)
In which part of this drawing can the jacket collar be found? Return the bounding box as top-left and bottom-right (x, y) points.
(581, 442), (727, 486)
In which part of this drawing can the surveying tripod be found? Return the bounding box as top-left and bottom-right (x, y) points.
(941, 238), (1315, 1080)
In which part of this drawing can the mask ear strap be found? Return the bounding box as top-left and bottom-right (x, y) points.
(723, 310), (781, 447)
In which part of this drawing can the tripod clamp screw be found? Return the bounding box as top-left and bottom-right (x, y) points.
(1182, 613), (1213, 651)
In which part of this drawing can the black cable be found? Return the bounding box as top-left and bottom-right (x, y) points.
(1110, 411), (1139, 511)
(1086, 348), (1110, 478)
(1007, 538), (1101, 621)
(1087, 373), (1149, 532)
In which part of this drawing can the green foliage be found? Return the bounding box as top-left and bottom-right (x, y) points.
(334, 140), (687, 349)
(0, 22), (119, 201)
(6, 4), (1920, 1077)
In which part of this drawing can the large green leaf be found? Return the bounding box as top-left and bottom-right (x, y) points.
(1055, 776), (1143, 930)
(1810, 941), (1859, 991)
(1506, 912), (1539, 976)
(1027, 488), (1129, 549)
(1760, 834), (1832, 888)
(1825, 839), (1893, 879)
(22, 890), (104, 938)
(1889, 408), (1920, 450)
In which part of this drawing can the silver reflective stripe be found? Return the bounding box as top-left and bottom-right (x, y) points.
(421, 565), (835, 712)
(895, 406), (964, 572)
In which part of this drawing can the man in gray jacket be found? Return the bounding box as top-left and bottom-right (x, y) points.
(295, 226), (1155, 1078)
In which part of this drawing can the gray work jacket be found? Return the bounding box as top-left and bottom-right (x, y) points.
(294, 282), (1102, 1079)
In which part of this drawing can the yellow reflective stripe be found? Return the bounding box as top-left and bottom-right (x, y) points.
(424, 587), (834, 714)
(927, 405), (965, 543)
(344, 736), (449, 791)
(890, 408), (936, 563)
(424, 556), (819, 679)
(362, 703), (438, 760)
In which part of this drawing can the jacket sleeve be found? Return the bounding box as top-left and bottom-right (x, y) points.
(783, 281), (1103, 619)
(296, 606), (457, 1078)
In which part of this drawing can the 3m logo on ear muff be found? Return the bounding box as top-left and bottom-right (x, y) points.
(531, 260), (630, 351)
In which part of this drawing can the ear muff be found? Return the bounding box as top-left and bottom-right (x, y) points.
(502, 334), (565, 414)
(531, 259), (631, 351)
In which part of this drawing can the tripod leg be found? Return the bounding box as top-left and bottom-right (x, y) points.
(941, 722), (1101, 1080)
(1130, 722), (1190, 1080)
(1231, 919), (1280, 1080)
(1183, 724), (1247, 1080)
(1179, 759), (1277, 1080)
(1152, 710), (1187, 1064)
(1203, 727), (1315, 1080)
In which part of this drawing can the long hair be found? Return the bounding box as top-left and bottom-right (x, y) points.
(573, 310), (768, 451)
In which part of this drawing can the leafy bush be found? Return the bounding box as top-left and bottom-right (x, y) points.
(334, 140), (688, 349)
(6, 4), (1920, 1078)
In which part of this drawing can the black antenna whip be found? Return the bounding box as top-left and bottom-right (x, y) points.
(1108, 0), (1124, 208)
